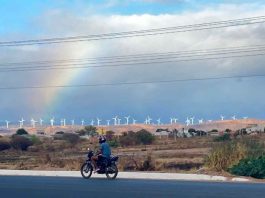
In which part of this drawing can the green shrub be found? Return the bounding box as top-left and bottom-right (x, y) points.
(0, 140), (11, 151)
(29, 135), (41, 145)
(109, 139), (119, 148)
(229, 156), (265, 179)
(62, 133), (80, 145)
(11, 135), (33, 151)
(135, 129), (155, 145)
(214, 133), (231, 142)
(16, 128), (28, 135)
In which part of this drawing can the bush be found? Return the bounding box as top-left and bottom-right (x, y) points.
(109, 139), (119, 148)
(76, 126), (97, 136)
(16, 128), (28, 135)
(214, 133), (231, 142)
(229, 156), (265, 179)
(0, 140), (11, 151)
(206, 137), (265, 171)
(119, 131), (137, 147)
(11, 135), (33, 151)
(29, 135), (41, 145)
(135, 129), (155, 145)
(62, 133), (80, 145)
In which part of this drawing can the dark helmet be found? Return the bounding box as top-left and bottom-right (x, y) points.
(98, 136), (106, 144)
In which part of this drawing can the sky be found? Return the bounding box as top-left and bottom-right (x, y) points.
(0, 0), (265, 126)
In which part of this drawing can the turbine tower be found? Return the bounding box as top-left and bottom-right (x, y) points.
(117, 118), (121, 125)
(97, 118), (101, 126)
(124, 116), (130, 125)
(71, 120), (75, 127)
(81, 119), (85, 126)
(232, 115), (236, 120)
(147, 116), (152, 125)
(19, 118), (25, 128)
(190, 117), (195, 125)
(132, 119), (137, 125)
(60, 119), (64, 126)
(157, 118), (161, 125)
(173, 118), (178, 124)
(112, 116), (118, 126)
(185, 117), (191, 126)
(106, 120), (110, 126)
(50, 118), (55, 127)
(5, 120), (10, 129)
(90, 119), (95, 126)
(170, 118), (174, 125)
(198, 119), (203, 124)
(220, 115), (225, 121)
(39, 118), (44, 126)
(30, 118), (37, 128)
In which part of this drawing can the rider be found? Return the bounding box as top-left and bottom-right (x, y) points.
(91, 136), (111, 172)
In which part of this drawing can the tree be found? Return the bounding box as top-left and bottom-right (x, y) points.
(135, 129), (155, 145)
(11, 135), (33, 151)
(76, 125), (97, 136)
(63, 133), (80, 145)
(16, 128), (28, 135)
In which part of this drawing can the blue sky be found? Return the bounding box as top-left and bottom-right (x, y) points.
(0, 0), (265, 124)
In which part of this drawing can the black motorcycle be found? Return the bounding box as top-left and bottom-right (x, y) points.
(80, 149), (119, 179)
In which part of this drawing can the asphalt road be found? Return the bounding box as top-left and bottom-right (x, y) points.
(0, 176), (264, 198)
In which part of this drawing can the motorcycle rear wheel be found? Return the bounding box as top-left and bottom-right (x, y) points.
(106, 164), (118, 180)
(81, 163), (93, 179)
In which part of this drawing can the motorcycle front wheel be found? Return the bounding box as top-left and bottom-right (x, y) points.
(106, 164), (118, 180)
(81, 163), (93, 179)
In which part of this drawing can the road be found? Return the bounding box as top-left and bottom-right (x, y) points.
(0, 176), (264, 198)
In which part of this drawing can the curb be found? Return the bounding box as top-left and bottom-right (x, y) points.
(0, 170), (250, 182)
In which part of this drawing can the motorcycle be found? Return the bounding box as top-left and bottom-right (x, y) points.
(80, 148), (119, 179)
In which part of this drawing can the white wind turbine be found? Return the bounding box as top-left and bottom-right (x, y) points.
(5, 120), (10, 129)
(19, 118), (25, 128)
(170, 118), (174, 124)
(157, 118), (161, 125)
(124, 116), (130, 125)
(90, 119), (95, 126)
(81, 119), (85, 126)
(118, 118), (121, 125)
(198, 119), (203, 124)
(39, 118), (44, 126)
(190, 117), (195, 125)
(232, 115), (236, 120)
(106, 120), (110, 126)
(60, 119), (64, 126)
(147, 116), (152, 125)
(112, 116), (118, 126)
(185, 117), (191, 126)
(97, 118), (101, 126)
(132, 119), (137, 125)
(71, 120), (75, 127)
(173, 118), (178, 124)
(220, 115), (225, 121)
(30, 118), (38, 128)
(50, 118), (55, 127)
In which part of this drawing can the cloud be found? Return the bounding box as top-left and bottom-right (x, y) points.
(0, 3), (265, 123)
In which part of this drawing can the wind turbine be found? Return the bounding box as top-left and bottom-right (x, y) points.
(232, 115), (236, 120)
(71, 120), (75, 127)
(97, 118), (101, 126)
(39, 118), (44, 126)
(133, 119), (137, 125)
(124, 116), (130, 125)
(50, 118), (55, 127)
(198, 119), (203, 124)
(106, 120), (110, 126)
(190, 117), (195, 125)
(81, 119), (85, 126)
(60, 119), (64, 126)
(19, 118), (25, 128)
(220, 115), (225, 121)
(5, 120), (10, 129)
(112, 116), (118, 126)
(30, 118), (38, 128)
(173, 118), (178, 124)
(90, 119), (95, 126)
(147, 116), (152, 125)
(185, 117), (191, 126)
(117, 118), (121, 125)
(170, 118), (174, 125)
(157, 118), (161, 125)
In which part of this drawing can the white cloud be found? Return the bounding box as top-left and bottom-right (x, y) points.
(0, 3), (265, 120)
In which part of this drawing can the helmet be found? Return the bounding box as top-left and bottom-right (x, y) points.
(98, 136), (106, 144)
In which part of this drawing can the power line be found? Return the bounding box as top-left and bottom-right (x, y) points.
(0, 73), (264, 90)
(0, 46), (265, 72)
(0, 16), (265, 46)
